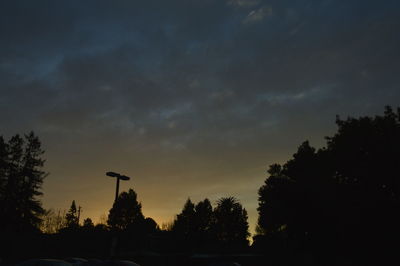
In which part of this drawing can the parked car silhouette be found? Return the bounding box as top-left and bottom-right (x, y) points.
(17, 259), (72, 266)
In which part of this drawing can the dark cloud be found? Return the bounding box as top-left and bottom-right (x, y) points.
(1, 0), (400, 231)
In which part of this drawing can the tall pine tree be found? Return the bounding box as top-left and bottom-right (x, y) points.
(0, 132), (47, 232)
(65, 200), (79, 229)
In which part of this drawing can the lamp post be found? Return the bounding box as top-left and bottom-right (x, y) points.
(106, 171), (130, 259)
(106, 171), (131, 202)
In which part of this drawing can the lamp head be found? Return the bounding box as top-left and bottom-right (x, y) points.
(119, 175), (130, 181)
(106, 171), (119, 177)
(106, 171), (131, 181)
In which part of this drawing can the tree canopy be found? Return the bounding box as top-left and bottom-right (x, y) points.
(65, 200), (79, 229)
(213, 197), (249, 248)
(172, 197), (249, 252)
(172, 198), (196, 239)
(107, 188), (145, 231)
(0, 132), (47, 232)
(256, 106), (400, 263)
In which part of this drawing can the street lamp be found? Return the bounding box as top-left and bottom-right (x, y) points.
(106, 171), (131, 202)
(106, 171), (131, 258)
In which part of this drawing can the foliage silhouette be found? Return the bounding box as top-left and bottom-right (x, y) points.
(107, 188), (145, 231)
(194, 198), (213, 233)
(106, 188), (162, 253)
(172, 198), (196, 243)
(65, 200), (79, 229)
(82, 217), (94, 229)
(193, 198), (214, 249)
(213, 197), (250, 251)
(40, 208), (67, 234)
(172, 197), (249, 252)
(0, 132), (47, 233)
(255, 106), (400, 265)
(3, 107), (399, 265)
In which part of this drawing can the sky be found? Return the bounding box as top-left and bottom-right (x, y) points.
(1, 0), (400, 235)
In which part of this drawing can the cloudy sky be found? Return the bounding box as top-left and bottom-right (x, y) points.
(1, 0), (400, 233)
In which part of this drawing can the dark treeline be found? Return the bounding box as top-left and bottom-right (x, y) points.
(169, 197), (249, 253)
(1, 106), (399, 266)
(253, 106), (400, 265)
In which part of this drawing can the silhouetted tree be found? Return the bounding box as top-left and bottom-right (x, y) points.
(255, 106), (400, 264)
(54, 209), (67, 231)
(0, 132), (47, 232)
(326, 106), (400, 198)
(324, 106), (400, 262)
(107, 188), (144, 231)
(0, 136), (8, 212)
(172, 198), (196, 238)
(161, 220), (174, 231)
(194, 198), (213, 233)
(257, 163), (295, 235)
(83, 217), (94, 228)
(145, 217), (158, 230)
(65, 200), (79, 229)
(171, 197), (249, 252)
(213, 197), (250, 250)
(40, 208), (67, 234)
(193, 198), (214, 249)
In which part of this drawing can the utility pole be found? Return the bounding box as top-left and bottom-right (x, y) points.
(77, 206), (82, 225)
